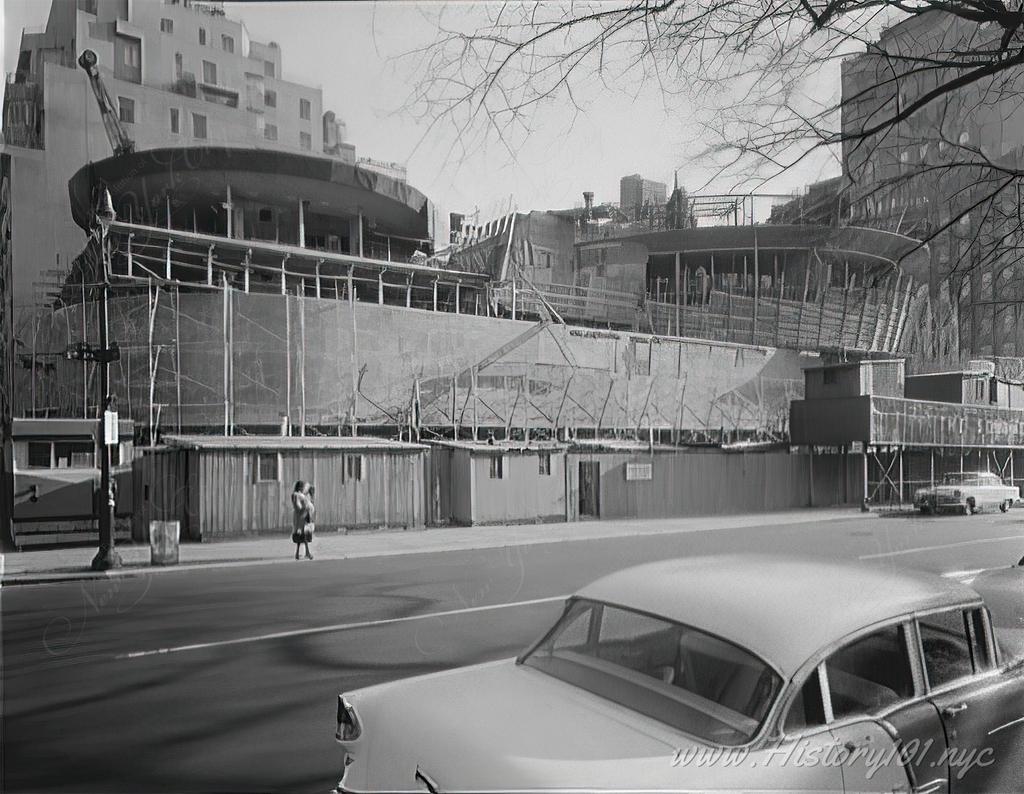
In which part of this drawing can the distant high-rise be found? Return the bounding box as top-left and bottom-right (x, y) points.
(2, 0), (361, 305)
(619, 174), (667, 221)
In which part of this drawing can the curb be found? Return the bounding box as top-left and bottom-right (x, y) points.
(1, 510), (874, 588)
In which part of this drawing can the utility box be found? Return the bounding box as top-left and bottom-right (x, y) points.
(149, 520), (180, 566)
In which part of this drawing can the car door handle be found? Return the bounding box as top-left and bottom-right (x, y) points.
(844, 735), (874, 752)
(943, 702), (968, 717)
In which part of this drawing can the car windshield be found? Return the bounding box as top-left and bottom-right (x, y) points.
(942, 473), (1001, 486)
(520, 599), (781, 746)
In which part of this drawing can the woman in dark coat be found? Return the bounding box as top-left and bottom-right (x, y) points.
(290, 480), (313, 560)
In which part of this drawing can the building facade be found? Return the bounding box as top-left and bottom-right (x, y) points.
(2, 0), (359, 307)
(619, 174), (667, 222)
(840, 12), (1024, 357)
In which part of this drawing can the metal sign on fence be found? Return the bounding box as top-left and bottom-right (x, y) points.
(625, 462), (653, 481)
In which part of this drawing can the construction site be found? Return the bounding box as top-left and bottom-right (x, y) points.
(11, 142), (949, 451)
(5, 7), (1024, 549)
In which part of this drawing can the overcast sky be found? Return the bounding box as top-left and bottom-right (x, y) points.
(3, 0), (844, 224)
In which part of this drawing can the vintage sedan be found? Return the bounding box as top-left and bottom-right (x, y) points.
(331, 555), (1024, 793)
(914, 471), (1019, 514)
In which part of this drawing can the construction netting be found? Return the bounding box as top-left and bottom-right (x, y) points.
(16, 283), (808, 442)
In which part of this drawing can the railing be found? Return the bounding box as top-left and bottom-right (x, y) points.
(491, 280), (642, 326)
(170, 73), (197, 98)
(646, 283), (913, 352)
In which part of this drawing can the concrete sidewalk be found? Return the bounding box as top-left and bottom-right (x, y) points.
(1, 508), (870, 586)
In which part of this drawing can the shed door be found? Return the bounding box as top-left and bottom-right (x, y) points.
(578, 461), (600, 518)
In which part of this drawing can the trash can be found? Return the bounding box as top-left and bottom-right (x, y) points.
(149, 520), (180, 566)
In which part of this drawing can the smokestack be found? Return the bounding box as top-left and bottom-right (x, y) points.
(583, 191), (594, 219)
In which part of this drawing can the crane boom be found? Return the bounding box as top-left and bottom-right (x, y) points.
(77, 49), (135, 157)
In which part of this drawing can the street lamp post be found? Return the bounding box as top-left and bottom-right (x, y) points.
(91, 189), (122, 571)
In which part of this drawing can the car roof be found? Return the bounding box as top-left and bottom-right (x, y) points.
(575, 554), (981, 678)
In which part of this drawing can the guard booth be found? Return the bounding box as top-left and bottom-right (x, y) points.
(791, 359), (1024, 506)
(10, 417), (134, 547)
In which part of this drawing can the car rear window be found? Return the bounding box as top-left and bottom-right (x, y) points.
(521, 599), (781, 746)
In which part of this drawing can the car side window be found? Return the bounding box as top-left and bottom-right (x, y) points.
(919, 609), (976, 688)
(551, 602), (595, 653)
(824, 624), (914, 720)
(784, 669), (827, 733)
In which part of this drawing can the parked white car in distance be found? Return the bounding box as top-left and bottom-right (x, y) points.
(914, 471), (1019, 514)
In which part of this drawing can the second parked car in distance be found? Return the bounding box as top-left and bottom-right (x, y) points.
(915, 471), (1019, 514)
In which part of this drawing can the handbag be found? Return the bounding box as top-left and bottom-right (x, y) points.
(291, 528), (305, 544)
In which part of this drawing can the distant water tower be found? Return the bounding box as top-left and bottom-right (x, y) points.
(582, 191), (594, 219)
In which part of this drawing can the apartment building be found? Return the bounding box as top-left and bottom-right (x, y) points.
(840, 12), (1024, 356)
(619, 174), (667, 222)
(2, 0), (359, 305)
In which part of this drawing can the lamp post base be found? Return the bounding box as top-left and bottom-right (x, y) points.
(91, 545), (123, 571)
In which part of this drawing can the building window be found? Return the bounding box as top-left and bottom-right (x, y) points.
(192, 112), (207, 139)
(202, 60), (217, 85)
(345, 454), (363, 482)
(299, 131), (311, 150)
(175, 52), (183, 80)
(55, 441), (94, 468)
(264, 60), (275, 78)
(160, 18), (174, 33)
(489, 455), (504, 479)
(118, 97), (135, 124)
(264, 89), (276, 107)
(256, 452), (279, 482)
(170, 107), (179, 134)
(199, 27), (207, 45)
(264, 123), (278, 141)
(113, 35), (142, 83)
(299, 98), (311, 120)
(538, 452), (551, 476)
(222, 34), (234, 53)
(258, 207), (273, 222)
(27, 442), (52, 468)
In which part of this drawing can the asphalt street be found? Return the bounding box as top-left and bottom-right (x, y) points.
(5, 510), (1024, 793)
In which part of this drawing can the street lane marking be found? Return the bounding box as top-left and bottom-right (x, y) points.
(116, 594), (567, 660)
(858, 534), (1024, 561)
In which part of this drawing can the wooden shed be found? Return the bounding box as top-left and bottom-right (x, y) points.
(566, 440), (853, 520)
(429, 440), (568, 526)
(132, 435), (428, 541)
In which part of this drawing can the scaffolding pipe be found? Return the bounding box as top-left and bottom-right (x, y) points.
(285, 293), (291, 434)
(674, 252), (681, 336)
(175, 285), (182, 433)
(349, 264), (358, 437)
(299, 294), (306, 436)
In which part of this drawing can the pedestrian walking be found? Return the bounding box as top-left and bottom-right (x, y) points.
(304, 484), (316, 558)
(290, 480), (313, 560)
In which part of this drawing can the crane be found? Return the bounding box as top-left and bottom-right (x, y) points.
(77, 49), (135, 157)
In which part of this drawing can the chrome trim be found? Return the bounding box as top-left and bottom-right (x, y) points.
(988, 714), (1024, 736)
(913, 777), (947, 794)
(817, 663), (834, 724)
